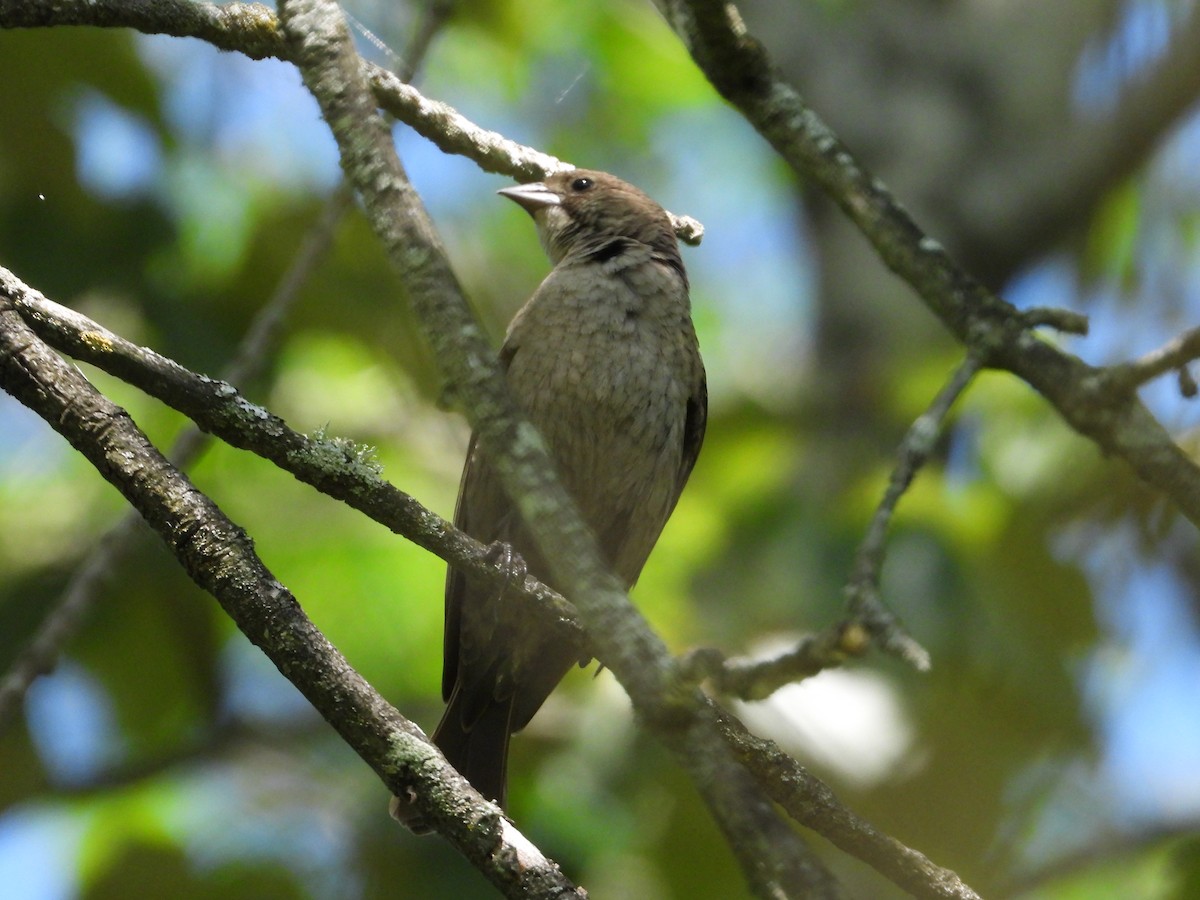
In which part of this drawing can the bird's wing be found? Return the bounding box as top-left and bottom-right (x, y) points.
(440, 341), (522, 706)
(679, 368), (708, 494)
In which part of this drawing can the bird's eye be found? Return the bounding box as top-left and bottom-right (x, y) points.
(570, 177), (594, 192)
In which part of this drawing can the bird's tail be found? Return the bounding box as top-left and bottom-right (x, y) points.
(432, 687), (515, 810)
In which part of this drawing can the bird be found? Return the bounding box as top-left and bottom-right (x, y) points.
(394, 169), (706, 831)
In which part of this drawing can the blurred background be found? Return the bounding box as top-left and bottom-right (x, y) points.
(2, 0), (1200, 897)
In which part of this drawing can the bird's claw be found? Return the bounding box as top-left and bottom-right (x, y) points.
(484, 541), (528, 594)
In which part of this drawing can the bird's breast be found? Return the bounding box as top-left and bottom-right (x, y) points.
(503, 264), (697, 524)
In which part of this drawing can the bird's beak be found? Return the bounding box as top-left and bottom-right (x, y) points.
(498, 182), (562, 215)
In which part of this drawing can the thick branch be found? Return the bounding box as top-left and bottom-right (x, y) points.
(659, 0), (1200, 528)
(275, 0), (831, 894)
(717, 711), (983, 900)
(1, 267), (587, 654)
(0, 0), (454, 724)
(0, 294), (582, 898)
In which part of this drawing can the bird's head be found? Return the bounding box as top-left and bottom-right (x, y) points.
(499, 169), (677, 266)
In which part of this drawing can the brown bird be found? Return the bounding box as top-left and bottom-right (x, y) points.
(397, 169), (706, 829)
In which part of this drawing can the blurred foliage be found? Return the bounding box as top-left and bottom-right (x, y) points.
(3, 2), (1200, 899)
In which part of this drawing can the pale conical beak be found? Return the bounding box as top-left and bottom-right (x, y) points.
(498, 182), (562, 214)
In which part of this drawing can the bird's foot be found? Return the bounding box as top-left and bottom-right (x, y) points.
(484, 540), (528, 595)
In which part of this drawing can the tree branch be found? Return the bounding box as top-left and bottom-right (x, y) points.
(0, 0), (457, 728)
(680, 622), (872, 702)
(0, 292), (583, 899)
(275, 0), (833, 894)
(843, 353), (983, 669)
(658, 0), (1200, 529)
(682, 355), (982, 697)
(0, 1), (1014, 893)
(6, 259), (988, 898)
(1, 267), (589, 656)
(0, 192), (352, 730)
(717, 710), (983, 900)
(1104, 325), (1200, 394)
(0, 510), (142, 731)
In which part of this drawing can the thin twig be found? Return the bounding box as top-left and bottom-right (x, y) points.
(679, 622), (871, 700)
(0, 514), (142, 730)
(1019, 306), (1089, 335)
(0, 0), (453, 732)
(0, 192), (350, 731)
(688, 355), (980, 698)
(0, 0), (704, 245)
(844, 352), (983, 670)
(1103, 325), (1200, 394)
